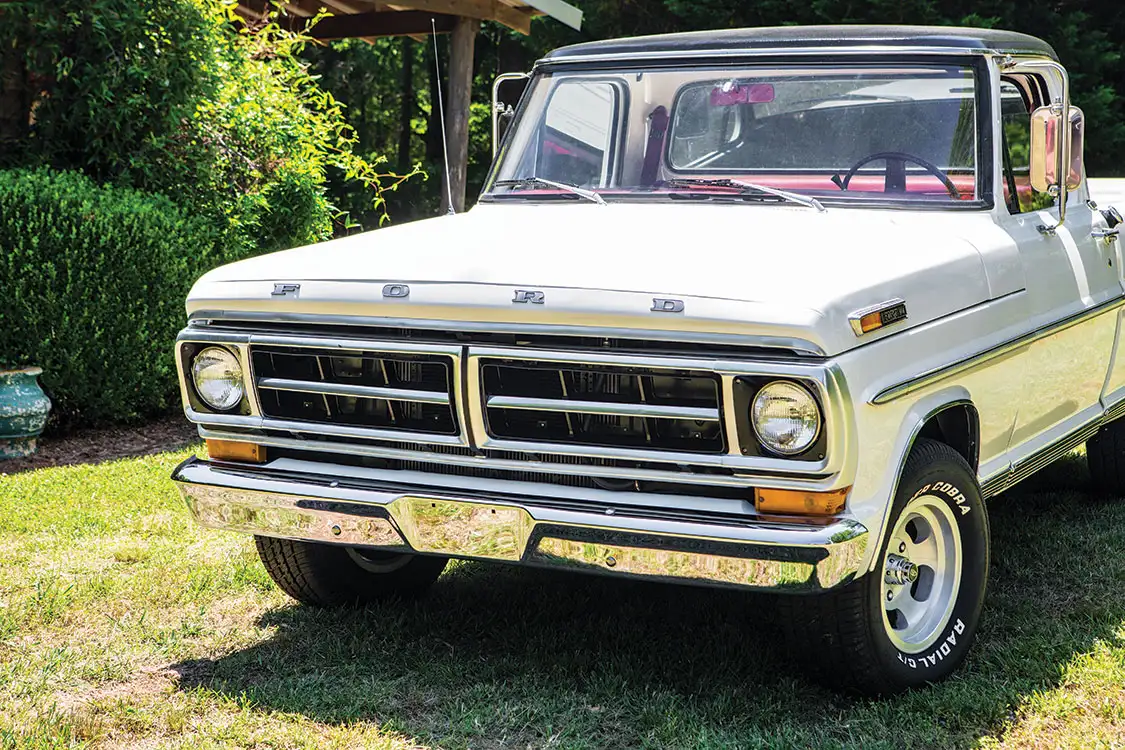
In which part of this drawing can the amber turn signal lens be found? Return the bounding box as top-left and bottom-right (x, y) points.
(206, 439), (266, 463)
(755, 487), (849, 516)
(858, 311), (884, 333)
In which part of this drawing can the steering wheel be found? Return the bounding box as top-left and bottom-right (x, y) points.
(838, 151), (960, 200)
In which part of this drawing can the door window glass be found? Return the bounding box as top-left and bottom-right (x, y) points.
(1001, 79), (1056, 214)
(539, 81), (618, 187)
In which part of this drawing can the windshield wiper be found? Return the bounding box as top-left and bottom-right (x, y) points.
(492, 177), (607, 206)
(664, 178), (826, 213)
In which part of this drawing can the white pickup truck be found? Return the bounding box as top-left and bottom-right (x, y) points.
(171, 25), (1125, 694)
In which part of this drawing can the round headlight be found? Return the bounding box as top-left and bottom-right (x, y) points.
(751, 381), (821, 456)
(191, 347), (244, 411)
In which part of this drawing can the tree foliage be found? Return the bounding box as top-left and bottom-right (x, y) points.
(0, 0), (403, 255)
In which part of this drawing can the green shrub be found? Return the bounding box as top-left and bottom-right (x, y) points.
(1, 0), (403, 257)
(0, 169), (223, 427)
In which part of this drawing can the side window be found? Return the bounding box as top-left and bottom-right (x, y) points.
(539, 81), (619, 188)
(1001, 79), (1056, 214)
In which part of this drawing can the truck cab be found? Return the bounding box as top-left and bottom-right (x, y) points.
(172, 25), (1124, 694)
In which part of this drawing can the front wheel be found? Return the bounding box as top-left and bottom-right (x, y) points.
(781, 438), (990, 694)
(255, 536), (448, 607)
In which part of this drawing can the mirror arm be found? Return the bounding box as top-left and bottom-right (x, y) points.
(492, 72), (531, 157)
(1016, 59), (1070, 235)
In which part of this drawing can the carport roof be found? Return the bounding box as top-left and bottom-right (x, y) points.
(236, 0), (582, 38)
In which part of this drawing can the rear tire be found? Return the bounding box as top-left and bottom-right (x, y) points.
(255, 537), (448, 607)
(780, 439), (989, 694)
(1086, 419), (1125, 495)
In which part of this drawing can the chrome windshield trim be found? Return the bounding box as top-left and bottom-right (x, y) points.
(873, 293), (1125, 404)
(257, 377), (450, 405)
(486, 395), (720, 421)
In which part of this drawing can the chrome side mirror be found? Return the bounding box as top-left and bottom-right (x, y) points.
(492, 72), (530, 157)
(1030, 104), (1084, 193)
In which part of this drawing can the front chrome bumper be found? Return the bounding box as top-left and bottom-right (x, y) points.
(171, 457), (869, 592)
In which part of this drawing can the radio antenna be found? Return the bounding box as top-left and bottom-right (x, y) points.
(431, 18), (456, 215)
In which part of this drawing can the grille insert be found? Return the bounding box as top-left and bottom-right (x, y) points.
(251, 346), (457, 435)
(481, 360), (724, 454)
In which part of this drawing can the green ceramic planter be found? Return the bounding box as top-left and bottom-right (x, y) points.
(0, 367), (52, 459)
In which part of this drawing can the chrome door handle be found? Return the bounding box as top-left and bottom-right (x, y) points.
(1093, 227), (1120, 245)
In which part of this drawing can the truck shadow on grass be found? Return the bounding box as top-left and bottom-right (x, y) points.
(174, 453), (1125, 747)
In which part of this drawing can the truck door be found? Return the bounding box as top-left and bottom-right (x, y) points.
(997, 77), (1121, 466)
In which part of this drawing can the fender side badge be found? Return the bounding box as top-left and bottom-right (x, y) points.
(849, 299), (907, 336)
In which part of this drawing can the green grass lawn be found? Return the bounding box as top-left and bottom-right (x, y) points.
(3, 447), (1125, 749)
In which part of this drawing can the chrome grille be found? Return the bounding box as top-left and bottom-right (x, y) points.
(250, 345), (458, 436)
(479, 359), (725, 454)
(179, 328), (840, 483)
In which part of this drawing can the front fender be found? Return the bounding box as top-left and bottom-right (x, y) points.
(847, 385), (976, 576)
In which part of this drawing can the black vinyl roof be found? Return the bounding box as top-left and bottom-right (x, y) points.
(543, 25), (1056, 62)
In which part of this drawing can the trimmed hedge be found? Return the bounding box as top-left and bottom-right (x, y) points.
(0, 169), (224, 427)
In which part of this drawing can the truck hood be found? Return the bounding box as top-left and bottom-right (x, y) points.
(188, 202), (1000, 356)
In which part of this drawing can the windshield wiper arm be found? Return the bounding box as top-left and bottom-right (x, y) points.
(665, 178), (826, 213)
(492, 177), (608, 206)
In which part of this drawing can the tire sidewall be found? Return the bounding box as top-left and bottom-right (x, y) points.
(867, 443), (990, 689)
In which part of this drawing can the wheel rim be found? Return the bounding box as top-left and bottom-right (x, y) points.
(346, 547), (414, 574)
(881, 494), (962, 653)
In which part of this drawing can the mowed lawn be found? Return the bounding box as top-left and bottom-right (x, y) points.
(3, 447), (1125, 749)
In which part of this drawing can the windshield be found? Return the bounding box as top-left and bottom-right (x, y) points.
(484, 62), (982, 205)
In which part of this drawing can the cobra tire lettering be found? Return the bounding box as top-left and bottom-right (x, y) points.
(910, 481), (971, 515)
(897, 619), (966, 669)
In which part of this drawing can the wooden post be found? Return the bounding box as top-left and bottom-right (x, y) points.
(441, 15), (479, 214)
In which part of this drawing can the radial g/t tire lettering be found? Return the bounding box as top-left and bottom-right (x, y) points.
(780, 438), (990, 694)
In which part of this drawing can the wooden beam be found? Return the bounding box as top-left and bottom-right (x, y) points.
(306, 10), (458, 40)
(441, 16), (479, 214)
(318, 0), (370, 13)
(385, 0), (531, 34)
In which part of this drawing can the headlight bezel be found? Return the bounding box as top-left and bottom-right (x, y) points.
(733, 377), (826, 460)
(188, 345), (246, 413)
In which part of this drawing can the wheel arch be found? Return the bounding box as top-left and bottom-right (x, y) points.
(915, 401), (980, 472)
(859, 389), (980, 575)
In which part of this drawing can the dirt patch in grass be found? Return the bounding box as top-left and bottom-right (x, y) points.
(0, 416), (198, 475)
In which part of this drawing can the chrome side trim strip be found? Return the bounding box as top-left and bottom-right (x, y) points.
(486, 395), (720, 422)
(981, 416), (1102, 498)
(873, 294), (1125, 405)
(257, 377), (450, 405)
(196, 426), (841, 490)
(173, 457), (869, 592)
(1106, 398), (1125, 424)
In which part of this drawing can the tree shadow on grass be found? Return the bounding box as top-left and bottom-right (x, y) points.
(174, 453), (1125, 748)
